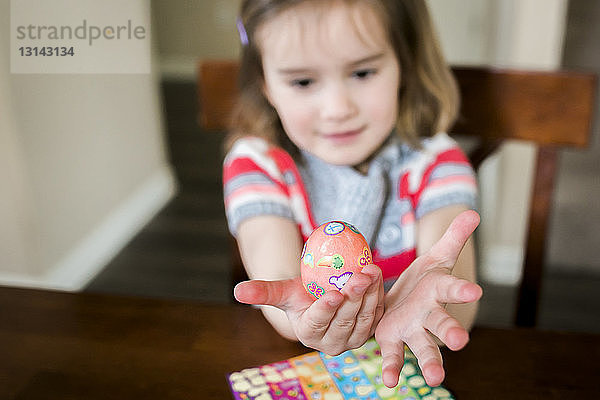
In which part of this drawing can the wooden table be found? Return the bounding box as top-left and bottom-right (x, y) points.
(1, 286), (599, 399)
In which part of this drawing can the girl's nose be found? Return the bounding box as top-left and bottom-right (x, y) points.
(321, 84), (357, 122)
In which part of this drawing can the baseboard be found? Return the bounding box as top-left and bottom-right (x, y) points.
(159, 56), (197, 82)
(0, 165), (178, 291)
(479, 244), (523, 286)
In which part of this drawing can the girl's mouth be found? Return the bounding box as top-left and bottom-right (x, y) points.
(322, 127), (364, 144)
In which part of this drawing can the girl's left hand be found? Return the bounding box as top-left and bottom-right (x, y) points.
(374, 210), (483, 388)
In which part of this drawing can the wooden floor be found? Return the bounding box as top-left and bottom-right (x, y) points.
(86, 81), (600, 333)
(86, 81), (232, 303)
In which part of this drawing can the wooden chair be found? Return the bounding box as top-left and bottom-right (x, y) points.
(197, 59), (597, 327)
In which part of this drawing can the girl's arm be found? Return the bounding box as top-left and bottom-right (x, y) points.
(234, 215), (385, 355)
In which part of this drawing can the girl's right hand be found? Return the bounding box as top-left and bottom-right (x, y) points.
(234, 263), (384, 355)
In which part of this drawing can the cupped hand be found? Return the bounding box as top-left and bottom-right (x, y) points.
(375, 210), (483, 388)
(234, 263), (384, 355)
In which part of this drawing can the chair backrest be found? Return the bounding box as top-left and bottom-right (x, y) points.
(451, 67), (595, 171)
(198, 59), (597, 326)
(197, 60), (240, 131)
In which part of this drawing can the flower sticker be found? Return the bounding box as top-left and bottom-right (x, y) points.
(358, 247), (372, 267)
(306, 281), (325, 298)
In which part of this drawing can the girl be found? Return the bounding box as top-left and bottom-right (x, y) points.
(223, 0), (482, 388)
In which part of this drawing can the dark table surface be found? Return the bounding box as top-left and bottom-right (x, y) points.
(1, 286), (599, 399)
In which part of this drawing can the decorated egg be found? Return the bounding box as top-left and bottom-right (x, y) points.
(300, 221), (373, 299)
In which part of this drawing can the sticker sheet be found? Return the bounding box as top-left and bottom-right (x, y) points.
(227, 338), (454, 400)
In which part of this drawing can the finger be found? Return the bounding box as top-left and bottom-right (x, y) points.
(427, 210), (480, 268)
(295, 290), (346, 342)
(405, 330), (445, 387)
(347, 265), (384, 344)
(319, 271), (373, 346)
(370, 265), (386, 336)
(234, 278), (299, 309)
(375, 337), (405, 388)
(424, 307), (470, 351)
(433, 274), (483, 304)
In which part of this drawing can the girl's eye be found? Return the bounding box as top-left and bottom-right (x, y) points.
(291, 78), (314, 88)
(353, 69), (376, 80)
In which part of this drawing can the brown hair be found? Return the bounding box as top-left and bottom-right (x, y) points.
(226, 0), (459, 151)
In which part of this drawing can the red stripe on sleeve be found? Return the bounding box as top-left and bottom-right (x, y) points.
(223, 157), (288, 194)
(411, 147), (471, 208)
(373, 249), (417, 280)
(223, 158), (263, 183)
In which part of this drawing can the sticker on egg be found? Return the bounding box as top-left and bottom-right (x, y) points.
(301, 221), (374, 299)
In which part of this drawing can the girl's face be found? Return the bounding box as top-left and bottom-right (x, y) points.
(258, 1), (400, 168)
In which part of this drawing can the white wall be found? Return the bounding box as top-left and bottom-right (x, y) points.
(427, 0), (496, 65)
(0, 0), (176, 290)
(0, 44), (32, 276)
(152, 0), (241, 79)
(428, 0), (569, 285)
(548, 0), (600, 274)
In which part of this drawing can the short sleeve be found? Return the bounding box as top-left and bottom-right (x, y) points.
(223, 138), (295, 236)
(410, 134), (478, 219)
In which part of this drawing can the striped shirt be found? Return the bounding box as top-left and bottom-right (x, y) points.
(223, 133), (477, 286)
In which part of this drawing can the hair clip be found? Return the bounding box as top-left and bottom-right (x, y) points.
(236, 17), (249, 46)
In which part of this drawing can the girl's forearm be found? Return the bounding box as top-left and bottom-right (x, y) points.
(236, 216), (307, 341)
